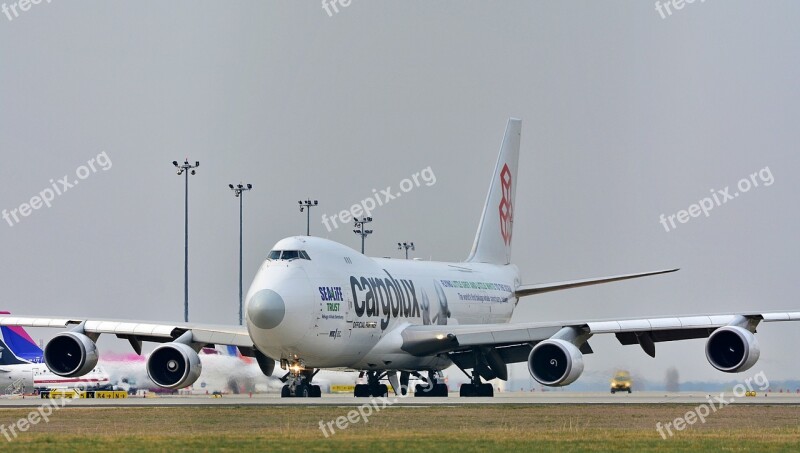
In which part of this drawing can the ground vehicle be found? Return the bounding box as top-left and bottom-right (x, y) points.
(610, 371), (632, 394)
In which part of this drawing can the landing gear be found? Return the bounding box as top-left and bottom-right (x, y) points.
(280, 366), (321, 398)
(414, 371), (448, 397)
(354, 371), (389, 397)
(457, 360), (495, 397)
(459, 383), (494, 397)
(399, 371), (410, 396)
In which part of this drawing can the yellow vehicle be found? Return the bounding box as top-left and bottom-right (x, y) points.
(610, 371), (632, 394)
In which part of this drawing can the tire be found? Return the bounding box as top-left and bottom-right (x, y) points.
(460, 385), (476, 397)
(281, 385), (291, 398)
(354, 384), (370, 397)
(311, 385), (322, 398)
(478, 383), (494, 397)
(627, 389), (632, 394)
(298, 385), (310, 397)
(378, 384), (389, 397)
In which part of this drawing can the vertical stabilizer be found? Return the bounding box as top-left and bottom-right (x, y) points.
(466, 118), (521, 265)
(0, 311), (43, 363)
(0, 337), (29, 365)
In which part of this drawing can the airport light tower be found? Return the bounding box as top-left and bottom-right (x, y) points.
(398, 242), (415, 259)
(353, 217), (373, 254)
(230, 183), (253, 326)
(172, 159), (199, 323)
(298, 199), (318, 236)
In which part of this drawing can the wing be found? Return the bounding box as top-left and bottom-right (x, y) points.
(0, 315), (253, 355)
(399, 311), (800, 383)
(0, 316), (277, 389)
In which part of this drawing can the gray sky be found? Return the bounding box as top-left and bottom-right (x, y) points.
(1, 1), (798, 383)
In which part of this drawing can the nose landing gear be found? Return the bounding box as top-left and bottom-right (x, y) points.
(280, 365), (321, 398)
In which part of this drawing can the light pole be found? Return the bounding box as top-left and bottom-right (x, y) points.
(230, 183), (253, 326)
(398, 242), (415, 259)
(298, 199), (318, 236)
(172, 159), (199, 323)
(353, 217), (373, 254)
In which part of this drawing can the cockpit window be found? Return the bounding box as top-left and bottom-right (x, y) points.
(267, 250), (311, 261)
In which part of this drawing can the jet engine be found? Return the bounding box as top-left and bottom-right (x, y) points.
(528, 339), (584, 386)
(705, 326), (760, 373)
(146, 342), (202, 389)
(43, 332), (99, 377)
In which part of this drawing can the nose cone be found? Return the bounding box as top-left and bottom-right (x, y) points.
(247, 289), (286, 329)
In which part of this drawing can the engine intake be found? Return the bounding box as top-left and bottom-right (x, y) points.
(705, 326), (760, 373)
(44, 332), (99, 377)
(528, 339), (584, 386)
(146, 342), (202, 389)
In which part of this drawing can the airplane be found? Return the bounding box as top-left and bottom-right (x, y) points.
(0, 314), (112, 394)
(2, 118), (798, 398)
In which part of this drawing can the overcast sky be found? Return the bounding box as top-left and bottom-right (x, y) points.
(1, 1), (798, 383)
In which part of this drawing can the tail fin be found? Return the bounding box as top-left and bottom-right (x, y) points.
(0, 311), (44, 363)
(466, 118), (521, 265)
(0, 337), (29, 365)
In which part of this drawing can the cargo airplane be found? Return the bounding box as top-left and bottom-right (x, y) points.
(2, 119), (797, 398)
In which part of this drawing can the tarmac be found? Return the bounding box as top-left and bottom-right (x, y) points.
(0, 391), (798, 408)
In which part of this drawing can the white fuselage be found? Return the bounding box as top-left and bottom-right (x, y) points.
(245, 236), (519, 371)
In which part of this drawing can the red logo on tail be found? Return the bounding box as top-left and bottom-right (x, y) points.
(499, 164), (513, 246)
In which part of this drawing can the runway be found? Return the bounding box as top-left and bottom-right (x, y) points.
(1, 391), (798, 408)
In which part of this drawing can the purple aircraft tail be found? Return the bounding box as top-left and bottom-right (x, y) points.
(0, 311), (44, 363)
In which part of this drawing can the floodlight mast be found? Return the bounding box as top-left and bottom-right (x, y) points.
(172, 159), (200, 323)
(230, 183), (253, 326)
(353, 217), (374, 254)
(398, 242), (415, 259)
(298, 199), (319, 236)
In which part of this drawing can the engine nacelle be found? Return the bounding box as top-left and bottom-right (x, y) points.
(528, 339), (584, 386)
(44, 332), (99, 377)
(705, 326), (760, 373)
(146, 342), (202, 389)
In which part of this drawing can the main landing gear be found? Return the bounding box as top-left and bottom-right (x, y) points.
(352, 371), (448, 397)
(280, 367), (322, 398)
(413, 371), (449, 397)
(353, 371), (389, 397)
(458, 369), (494, 397)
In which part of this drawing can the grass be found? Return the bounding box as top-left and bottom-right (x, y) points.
(0, 405), (798, 452)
